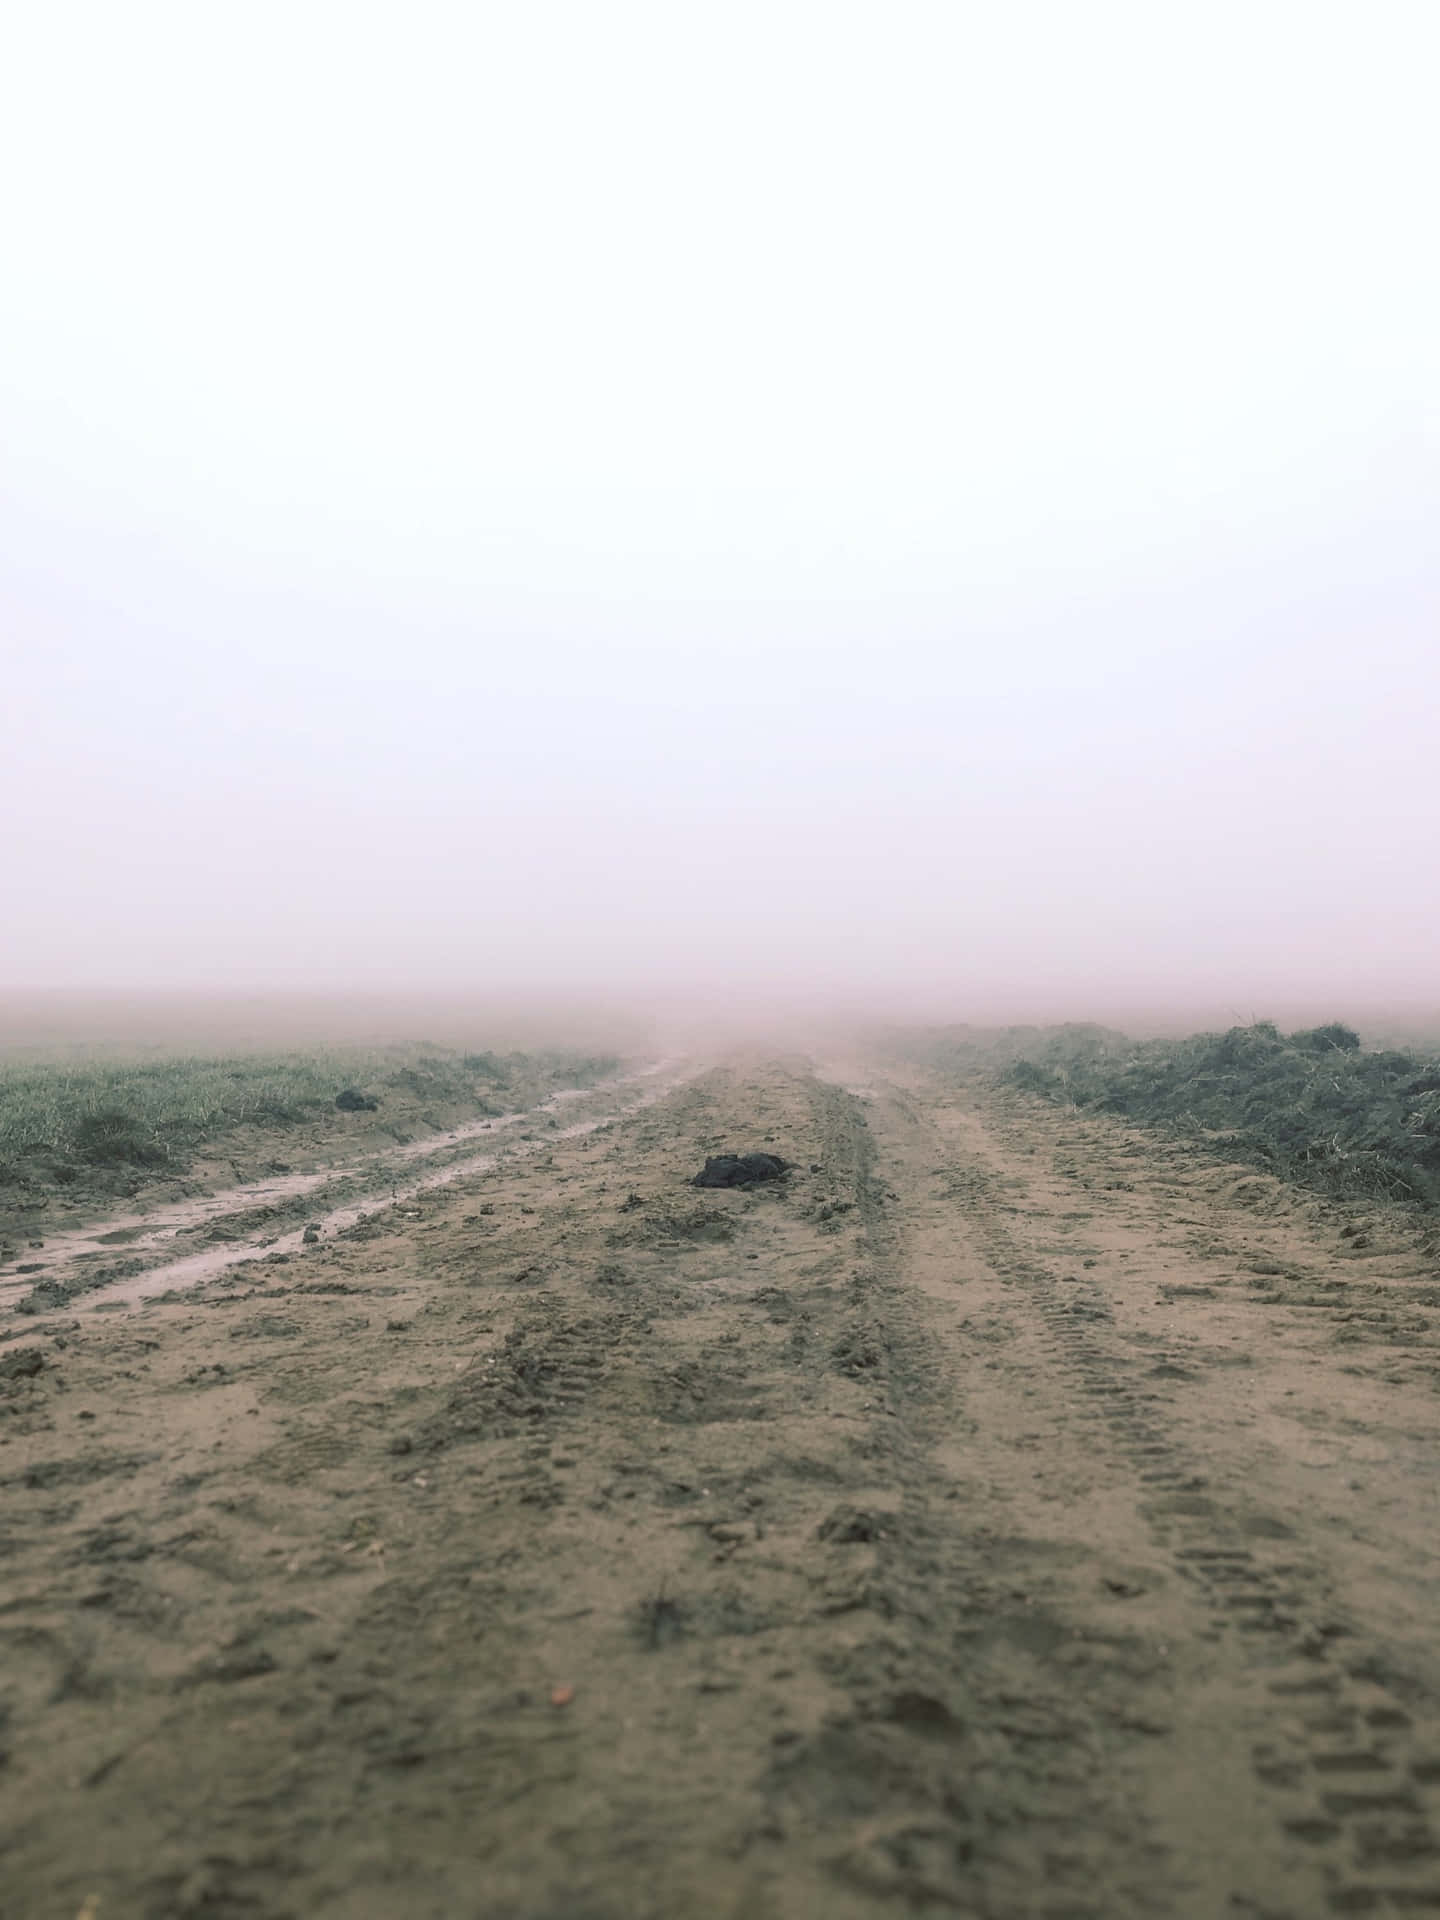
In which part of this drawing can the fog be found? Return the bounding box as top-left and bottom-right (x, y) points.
(4, 4), (1436, 1034)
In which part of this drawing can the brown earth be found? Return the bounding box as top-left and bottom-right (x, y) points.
(3, 1053), (1440, 1918)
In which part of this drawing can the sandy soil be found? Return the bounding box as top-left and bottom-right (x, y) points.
(3, 1053), (1440, 1918)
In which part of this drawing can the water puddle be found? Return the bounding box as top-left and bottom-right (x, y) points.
(1, 1059), (688, 1323)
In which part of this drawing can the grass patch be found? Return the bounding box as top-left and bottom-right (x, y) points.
(997, 1021), (1440, 1208)
(0, 1046), (620, 1190)
(888, 1021), (1130, 1076)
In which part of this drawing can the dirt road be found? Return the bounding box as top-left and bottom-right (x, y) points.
(4, 1056), (1440, 1917)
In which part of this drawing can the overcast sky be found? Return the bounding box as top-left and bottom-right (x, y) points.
(3, 2), (1436, 1023)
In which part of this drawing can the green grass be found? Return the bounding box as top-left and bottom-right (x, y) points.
(997, 1021), (1440, 1208)
(0, 1045), (620, 1182)
(889, 1021), (1129, 1075)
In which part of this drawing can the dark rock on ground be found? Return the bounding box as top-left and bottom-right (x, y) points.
(335, 1089), (380, 1112)
(692, 1153), (789, 1190)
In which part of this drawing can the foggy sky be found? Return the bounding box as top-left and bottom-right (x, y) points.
(3, 3), (1437, 1025)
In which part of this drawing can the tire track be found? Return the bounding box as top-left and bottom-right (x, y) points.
(789, 1074), (1193, 1916)
(922, 1093), (1440, 1915)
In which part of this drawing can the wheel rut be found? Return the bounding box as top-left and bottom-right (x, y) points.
(853, 1064), (1440, 1916)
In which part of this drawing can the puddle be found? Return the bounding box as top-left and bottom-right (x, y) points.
(3, 1104), (550, 1285)
(0, 1059), (688, 1325)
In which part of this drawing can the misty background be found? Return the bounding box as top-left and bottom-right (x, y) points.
(3, 3), (1436, 1031)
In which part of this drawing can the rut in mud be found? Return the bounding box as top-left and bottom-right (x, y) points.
(0, 1062), (682, 1326)
(2, 1055), (1439, 1917)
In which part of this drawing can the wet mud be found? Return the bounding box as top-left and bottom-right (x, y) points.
(0, 1064), (680, 1324)
(2, 1055), (1439, 1917)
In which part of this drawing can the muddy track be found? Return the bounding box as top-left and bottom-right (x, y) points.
(877, 1064), (1440, 1916)
(1, 1055), (1438, 1917)
(0, 1061), (685, 1332)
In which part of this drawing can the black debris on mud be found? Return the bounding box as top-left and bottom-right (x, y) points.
(692, 1151), (789, 1189)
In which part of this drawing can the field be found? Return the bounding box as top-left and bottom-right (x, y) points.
(4, 1017), (1440, 1916)
(2, 1041), (619, 1159)
(993, 1021), (1440, 1208)
(0, 994), (630, 1307)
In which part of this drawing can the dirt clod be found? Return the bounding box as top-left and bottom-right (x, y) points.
(0, 1346), (45, 1381)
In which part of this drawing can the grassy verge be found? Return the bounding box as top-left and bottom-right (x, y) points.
(884, 1021), (1130, 1076)
(996, 1021), (1440, 1208)
(0, 1045), (620, 1202)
